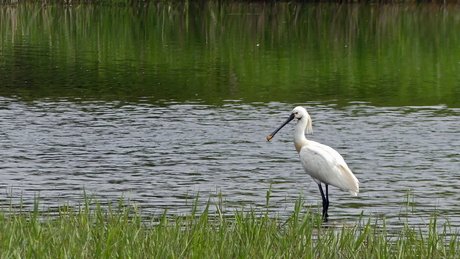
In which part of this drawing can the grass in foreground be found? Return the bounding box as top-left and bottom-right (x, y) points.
(0, 192), (459, 258)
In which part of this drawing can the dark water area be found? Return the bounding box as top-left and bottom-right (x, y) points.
(1, 2), (460, 231)
(2, 3), (460, 106)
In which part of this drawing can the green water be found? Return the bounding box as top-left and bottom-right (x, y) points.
(1, 3), (459, 106)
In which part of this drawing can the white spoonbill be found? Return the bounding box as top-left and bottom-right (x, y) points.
(267, 106), (359, 222)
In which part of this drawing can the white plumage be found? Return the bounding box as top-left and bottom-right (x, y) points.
(299, 141), (359, 196)
(267, 106), (359, 221)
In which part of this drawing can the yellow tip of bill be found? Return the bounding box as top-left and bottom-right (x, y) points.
(267, 136), (273, 141)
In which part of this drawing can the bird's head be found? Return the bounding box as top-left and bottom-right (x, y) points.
(291, 106), (313, 134)
(267, 106), (313, 141)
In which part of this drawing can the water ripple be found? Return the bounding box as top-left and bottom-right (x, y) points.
(1, 98), (460, 229)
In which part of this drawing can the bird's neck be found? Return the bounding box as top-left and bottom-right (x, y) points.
(294, 118), (308, 153)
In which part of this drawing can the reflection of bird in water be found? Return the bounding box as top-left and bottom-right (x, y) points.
(267, 106), (359, 222)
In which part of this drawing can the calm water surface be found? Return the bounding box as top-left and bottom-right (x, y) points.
(1, 97), (460, 228)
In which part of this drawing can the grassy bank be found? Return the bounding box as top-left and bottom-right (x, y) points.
(0, 193), (459, 258)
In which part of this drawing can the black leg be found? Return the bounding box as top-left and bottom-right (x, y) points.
(325, 184), (329, 219)
(318, 184), (329, 222)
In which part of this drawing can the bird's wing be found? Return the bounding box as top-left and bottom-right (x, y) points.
(299, 141), (359, 195)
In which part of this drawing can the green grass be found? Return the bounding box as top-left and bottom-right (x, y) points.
(0, 192), (459, 258)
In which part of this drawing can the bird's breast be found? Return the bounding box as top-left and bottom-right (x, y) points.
(294, 139), (308, 153)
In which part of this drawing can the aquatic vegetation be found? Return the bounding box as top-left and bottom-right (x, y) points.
(0, 192), (458, 258)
